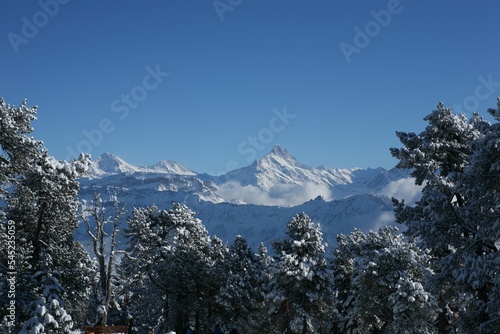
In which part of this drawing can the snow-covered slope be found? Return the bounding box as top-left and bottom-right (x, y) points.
(77, 146), (414, 251)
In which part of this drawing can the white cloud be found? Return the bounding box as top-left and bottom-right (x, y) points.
(378, 177), (424, 205)
(372, 211), (396, 231)
(216, 181), (332, 206)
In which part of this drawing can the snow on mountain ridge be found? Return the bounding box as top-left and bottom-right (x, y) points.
(96, 153), (143, 174)
(220, 144), (357, 192)
(147, 160), (196, 175)
(85, 153), (196, 178)
(86, 146), (358, 191)
(80, 145), (413, 206)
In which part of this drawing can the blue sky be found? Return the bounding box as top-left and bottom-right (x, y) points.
(2, 1), (500, 175)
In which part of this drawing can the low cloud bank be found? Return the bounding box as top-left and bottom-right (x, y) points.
(216, 181), (332, 206)
(378, 177), (424, 205)
(217, 177), (423, 207)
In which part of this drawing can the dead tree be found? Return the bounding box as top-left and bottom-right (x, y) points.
(82, 194), (125, 326)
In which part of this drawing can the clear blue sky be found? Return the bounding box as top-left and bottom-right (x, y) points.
(2, 1), (499, 175)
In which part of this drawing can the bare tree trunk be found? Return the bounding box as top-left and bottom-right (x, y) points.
(83, 195), (124, 326)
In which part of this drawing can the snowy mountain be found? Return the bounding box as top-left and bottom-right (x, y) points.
(217, 145), (355, 190)
(215, 145), (410, 202)
(77, 145), (416, 251)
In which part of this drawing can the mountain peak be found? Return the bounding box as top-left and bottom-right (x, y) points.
(259, 144), (301, 170)
(95, 153), (139, 174)
(269, 144), (290, 156)
(148, 160), (196, 175)
(219, 145), (359, 191)
(98, 152), (118, 160)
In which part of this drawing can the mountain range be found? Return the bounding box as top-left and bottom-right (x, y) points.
(76, 145), (418, 252)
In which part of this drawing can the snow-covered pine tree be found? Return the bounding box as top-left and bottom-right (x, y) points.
(448, 99), (500, 333)
(0, 98), (42, 329)
(203, 234), (228, 329)
(12, 143), (92, 334)
(331, 227), (438, 333)
(122, 203), (222, 334)
(390, 102), (479, 185)
(391, 101), (500, 332)
(269, 213), (333, 333)
(390, 102), (482, 257)
(121, 205), (175, 334)
(255, 242), (275, 332)
(215, 235), (270, 332)
(258, 242), (273, 268)
(20, 272), (78, 334)
(158, 203), (224, 334)
(0, 98), (93, 332)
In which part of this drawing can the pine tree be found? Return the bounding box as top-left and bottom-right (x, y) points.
(122, 203), (223, 334)
(0, 98), (93, 332)
(391, 101), (500, 332)
(269, 213), (333, 333)
(11, 146), (92, 333)
(121, 205), (175, 333)
(20, 272), (78, 334)
(216, 235), (270, 332)
(0, 99), (42, 330)
(331, 227), (438, 333)
(448, 99), (500, 333)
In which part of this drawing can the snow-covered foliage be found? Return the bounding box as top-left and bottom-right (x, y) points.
(391, 102), (480, 185)
(391, 100), (500, 332)
(0, 98), (93, 332)
(122, 203), (226, 334)
(269, 213), (333, 333)
(331, 227), (438, 333)
(215, 235), (272, 332)
(20, 272), (78, 334)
